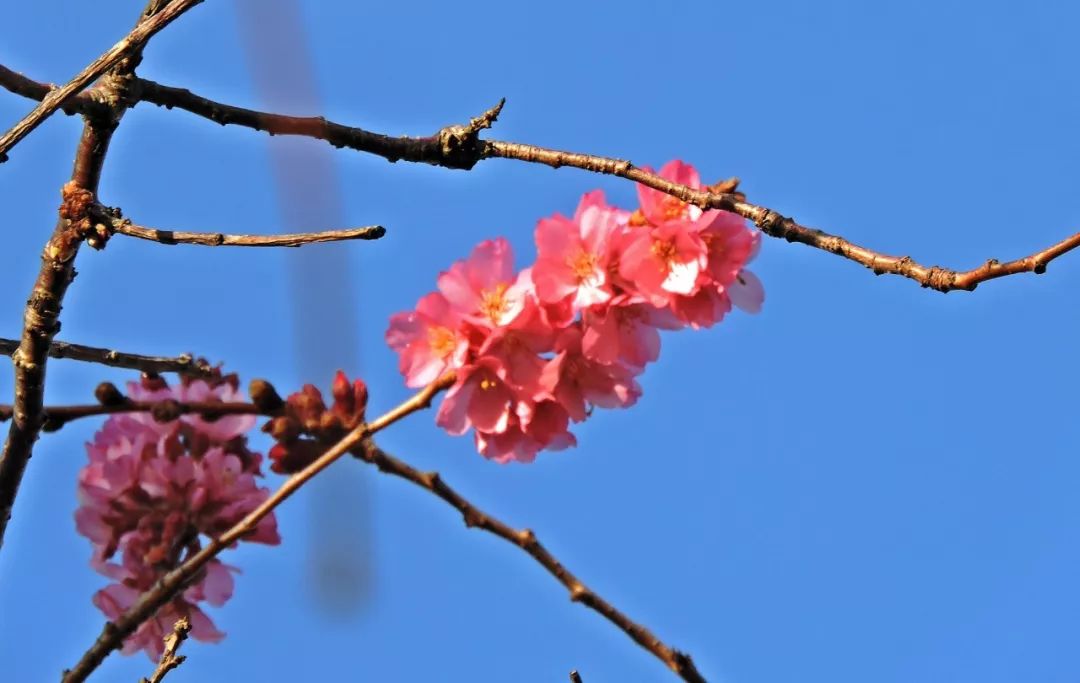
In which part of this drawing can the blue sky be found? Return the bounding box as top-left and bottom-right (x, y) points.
(3, 1), (1080, 681)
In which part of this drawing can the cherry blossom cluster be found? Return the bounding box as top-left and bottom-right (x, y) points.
(75, 372), (280, 659)
(387, 161), (763, 463)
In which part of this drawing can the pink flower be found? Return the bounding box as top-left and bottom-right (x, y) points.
(386, 291), (470, 388)
(436, 358), (516, 436)
(632, 160), (706, 226)
(539, 327), (641, 422)
(94, 580), (225, 659)
(668, 284), (733, 329)
(438, 238), (531, 329)
(532, 192), (624, 310)
(698, 210), (756, 288)
(76, 372), (278, 659)
(618, 220), (708, 305)
(475, 400), (576, 464)
(580, 297), (678, 370)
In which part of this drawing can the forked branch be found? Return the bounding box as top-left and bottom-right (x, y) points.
(0, 0), (206, 162)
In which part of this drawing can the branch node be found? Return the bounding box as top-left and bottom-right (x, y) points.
(436, 99), (506, 170)
(517, 528), (537, 548)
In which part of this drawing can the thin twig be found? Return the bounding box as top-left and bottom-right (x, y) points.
(62, 375), (455, 683)
(132, 78), (1080, 292)
(139, 617), (191, 683)
(0, 0), (205, 162)
(109, 217), (386, 248)
(0, 338), (213, 377)
(354, 442), (706, 683)
(0, 400), (267, 433)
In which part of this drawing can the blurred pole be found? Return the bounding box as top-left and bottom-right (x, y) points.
(235, 0), (371, 615)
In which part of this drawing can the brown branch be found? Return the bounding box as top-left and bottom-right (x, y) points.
(134, 79), (501, 170)
(0, 134), (117, 552)
(0, 0), (205, 162)
(0, 65), (105, 118)
(133, 78), (1080, 293)
(354, 442), (705, 683)
(62, 375), (455, 683)
(108, 216), (386, 248)
(139, 617), (190, 683)
(0, 2), (197, 550)
(0, 338), (213, 377)
(0, 399), (267, 433)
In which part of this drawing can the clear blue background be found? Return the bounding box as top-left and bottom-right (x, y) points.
(2, 1), (1080, 681)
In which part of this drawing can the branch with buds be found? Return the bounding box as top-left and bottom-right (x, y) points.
(0, 2), (1075, 682)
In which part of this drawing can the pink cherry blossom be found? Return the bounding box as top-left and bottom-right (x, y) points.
(539, 327), (641, 422)
(386, 291), (470, 387)
(76, 372), (278, 659)
(668, 284), (733, 329)
(438, 238), (530, 329)
(436, 357), (516, 436)
(618, 216), (709, 305)
(532, 193), (624, 310)
(697, 209), (757, 288)
(633, 160), (706, 226)
(475, 400), (576, 464)
(94, 580), (225, 659)
(578, 296), (680, 370)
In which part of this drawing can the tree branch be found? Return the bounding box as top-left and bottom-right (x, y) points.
(0, 140), (117, 553)
(138, 617), (190, 683)
(134, 79), (501, 169)
(0, 0), (205, 162)
(133, 78), (1080, 293)
(354, 442), (706, 683)
(0, 399), (267, 433)
(108, 215), (386, 248)
(62, 375), (455, 683)
(0, 1), (185, 552)
(0, 338), (212, 377)
(12, 64), (1072, 291)
(0, 65), (105, 118)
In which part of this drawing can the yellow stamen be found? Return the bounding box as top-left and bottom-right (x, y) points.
(427, 326), (457, 359)
(628, 209), (649, 227)
(479, 283), (510, 324)
(566, 249), (598, 282)
(651, 239), (677, 264)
